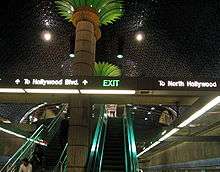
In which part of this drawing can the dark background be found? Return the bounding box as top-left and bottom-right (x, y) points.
(0, 0), (220, 78)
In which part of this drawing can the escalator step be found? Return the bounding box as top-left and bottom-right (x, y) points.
(102, 165), (124, 170)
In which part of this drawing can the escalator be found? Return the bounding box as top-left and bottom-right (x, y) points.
(102, 118), (125, 171)
(87, 105), (139, 172)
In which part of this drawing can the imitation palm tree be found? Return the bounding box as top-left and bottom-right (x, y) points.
(56, 0), (123, 76)
(94, 62), (121, 76)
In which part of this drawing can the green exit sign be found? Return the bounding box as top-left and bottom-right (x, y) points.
(103, 80), (120, 87)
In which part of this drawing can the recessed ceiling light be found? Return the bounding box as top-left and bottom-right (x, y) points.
(151, 107), (155, 110)
(144, 117), (148, 120)
(147, 112), (151, 115)
(69, 54), (75, 58)
(117, 54), (123, 59)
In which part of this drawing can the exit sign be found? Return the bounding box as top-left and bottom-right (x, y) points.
(103, 80), (120, 87)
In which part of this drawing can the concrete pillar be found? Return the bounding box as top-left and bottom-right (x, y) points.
(67, 96), (91, 172)
(72, 21), (96, 76)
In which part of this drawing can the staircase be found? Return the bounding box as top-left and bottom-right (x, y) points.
(102, 118), (125, 172)
(43, 134), (63, 171)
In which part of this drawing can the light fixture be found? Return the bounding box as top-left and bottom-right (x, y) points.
(25, 89), (79, 94)
(147, 112), (151, 115)
(0, 126), (26, 139)
(161, 130), (167, 136)
(178, 96), (220, 128)
(159, 128), (179, 142)
(80, 89), (136, 95)
(117, 54), (123, 59)
(0, 88), (25, 93)
(42, 31), (52, 41)
(2, 120), (11, 124)
(151, 107), (155, 110)
(44, 20), (50, 26)
(133, 106), (137, 110)
(137, 128), (179, 157)
(144, 117), (148, 121)
(137, 96), (220, 158)
(138, 141), (160, 157)
(69, 53), (75, 58)
(135, 32), (144, 42)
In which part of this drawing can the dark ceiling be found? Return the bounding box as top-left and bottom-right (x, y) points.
(0, 0), (220, 78)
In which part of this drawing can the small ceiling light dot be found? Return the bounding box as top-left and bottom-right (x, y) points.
(69, 54), (75, 58)
(117, 54), (123, 59)
(145, 117), (148, 120)
(147, 112), (151, 115)
(133, 106), (137, 110)
(45, 21), (49, 26)
(151, 107), (155, 110)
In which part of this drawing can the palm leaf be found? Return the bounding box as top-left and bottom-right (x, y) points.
(94, 62), (121, 77)
(55, 0), (123, 26)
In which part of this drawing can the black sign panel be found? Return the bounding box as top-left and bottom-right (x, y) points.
(0, 76), (220, 91)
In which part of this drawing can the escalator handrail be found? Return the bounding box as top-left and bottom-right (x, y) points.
(0, 124), (44, 172)
(123, 115), (129, 172)
(123, 107), (139, 172)
(86, 105), (108, 172)
(97, 113), (108, 172)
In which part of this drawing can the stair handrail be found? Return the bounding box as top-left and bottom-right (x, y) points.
(0, 103), (68, 172)
(123, 107), (139, 172)
(44, 103), (68, 143)
(86, 105), (108, 172)
(53, 143), (68, 172)
(0, 124), (44, 172)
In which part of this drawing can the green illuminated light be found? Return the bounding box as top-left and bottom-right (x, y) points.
(103, 80), (120, 87)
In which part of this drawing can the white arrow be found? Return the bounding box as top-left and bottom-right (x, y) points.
(15, 79), (20, 85)
(82, 80), (88, 85)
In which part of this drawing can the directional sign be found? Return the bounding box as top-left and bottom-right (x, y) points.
(82, 80), (88, 86)
(15, 79), (20, 85)
(0, 76), (220, 91)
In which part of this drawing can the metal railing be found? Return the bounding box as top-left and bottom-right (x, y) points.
(45, 103), (68, 143)
(0, 124), (44, 172)
(86, 105), (108, 172)
(53, 143), (68, 172)
(123, 107), (139, 172)
(0, 103), (68, 172)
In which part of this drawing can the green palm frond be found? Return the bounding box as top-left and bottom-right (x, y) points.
(55, 0), (123, 25)
(94, 62), (121, 77)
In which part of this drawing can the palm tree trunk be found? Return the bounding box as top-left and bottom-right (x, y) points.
(67, 8), (101, 172)
(72, 20), (96, 75)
